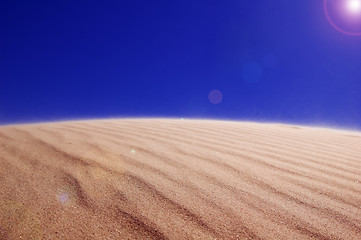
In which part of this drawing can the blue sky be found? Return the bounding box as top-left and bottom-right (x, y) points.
(1, 0), (361, 128)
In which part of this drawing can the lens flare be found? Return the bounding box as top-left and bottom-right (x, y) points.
(346, 0), (361, 13)
(208, 89), (223, 104)
(324, 0), (361, 35)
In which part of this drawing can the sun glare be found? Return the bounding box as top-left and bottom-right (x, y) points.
(346, 0), (361, 14)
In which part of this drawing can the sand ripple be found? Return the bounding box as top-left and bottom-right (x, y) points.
(0, 119), (360, 239)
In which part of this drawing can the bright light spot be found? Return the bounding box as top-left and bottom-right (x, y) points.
(57, 189), (72, 205)
(324, 0), (361, 35)
(346, 0), (361, 13)
(57, 186), (77, 206)
(58, 193), (69, 203)
(131, 149), (136, 154)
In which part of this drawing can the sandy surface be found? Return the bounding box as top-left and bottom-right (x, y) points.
(0, 119), (360, 239)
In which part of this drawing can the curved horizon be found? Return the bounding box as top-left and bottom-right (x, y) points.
(2, 117), (361, 134)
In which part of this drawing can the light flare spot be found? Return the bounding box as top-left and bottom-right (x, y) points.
(57, 186), (77, 206)
(208, 89), (223, 104)
(58, 193), (69, 204)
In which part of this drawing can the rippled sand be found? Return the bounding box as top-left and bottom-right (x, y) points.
(0, 119), (360, 239)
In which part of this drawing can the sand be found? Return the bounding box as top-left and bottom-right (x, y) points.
(0, 118), (360, 239)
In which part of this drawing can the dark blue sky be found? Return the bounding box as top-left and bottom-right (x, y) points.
(1, 0), (361, 128)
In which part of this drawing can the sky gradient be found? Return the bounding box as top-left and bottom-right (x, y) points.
(1, 0), (361, 129)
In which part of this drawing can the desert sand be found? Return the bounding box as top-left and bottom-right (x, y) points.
(0, 119), (360, 239)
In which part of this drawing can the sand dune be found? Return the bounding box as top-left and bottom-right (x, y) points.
(0, 119), (360, 239)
